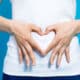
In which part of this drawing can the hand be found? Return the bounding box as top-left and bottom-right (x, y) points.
(9, 20), (43, 66)
(44, 21), (78, 68)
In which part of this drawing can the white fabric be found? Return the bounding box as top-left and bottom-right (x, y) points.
(3, 0), (80, 77)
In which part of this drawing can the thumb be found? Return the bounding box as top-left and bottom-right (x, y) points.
(32, 26), (43, 35)
(44, 25), (56, 35)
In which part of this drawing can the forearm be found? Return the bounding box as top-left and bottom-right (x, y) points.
(0, 16), (11, 33)
(76, 20), (80, 34)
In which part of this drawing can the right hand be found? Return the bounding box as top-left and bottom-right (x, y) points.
(9, 20), (43, 66)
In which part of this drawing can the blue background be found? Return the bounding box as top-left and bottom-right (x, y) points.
(0, 0), (80, 80)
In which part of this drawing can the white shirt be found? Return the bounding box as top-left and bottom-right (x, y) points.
(3, 0), (80, 77)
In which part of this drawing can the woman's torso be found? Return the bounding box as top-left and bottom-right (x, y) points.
(3, 0), (80, 77)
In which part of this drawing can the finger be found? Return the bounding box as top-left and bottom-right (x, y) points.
(50, 41), (64, 65)
(50, 50), (57, 65)
(44, 25), (56, 35)
(28, 36), (43, 56)
(45, 35), (59, 54)
(18, 47), (23, 64)
(15, 35), (30, 66)
(32, 25), (43, 35)
(24, 41), (36, 65)
(56, 46), (66, 68)
(65, 47), (70, 63)
(15, 37), (23, 64)
(21, 45), (30, 67)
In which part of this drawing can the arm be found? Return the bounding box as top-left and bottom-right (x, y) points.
(0, 16), (11, 33)
(75, 20), (80, 34)
(0, 16), (43, 66)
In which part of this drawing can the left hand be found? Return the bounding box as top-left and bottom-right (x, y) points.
(44, 21), (78, 68)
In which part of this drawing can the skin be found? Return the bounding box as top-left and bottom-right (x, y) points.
(0, 17), (80, 68)
(44, 20), (80, 67)
(0, 17), (43, 66)
(10, 20), (45, 66)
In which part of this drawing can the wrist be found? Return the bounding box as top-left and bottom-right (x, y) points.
(0, 16), (12, 33)
(75, 20), (80, 34)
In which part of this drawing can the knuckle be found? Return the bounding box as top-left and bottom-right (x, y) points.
(59, 41), (63, 45)
(26, 35), (30, 41)
(60, 39), (65, 45)
(23, 40), (27, 45)
(23, 36), (28, 41)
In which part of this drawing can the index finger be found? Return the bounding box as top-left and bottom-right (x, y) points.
(65, 47), (70, 63)
(45, 36), (59, 54)
(28, 36), (43, 56)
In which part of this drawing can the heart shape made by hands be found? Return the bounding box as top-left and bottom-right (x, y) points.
(32, 31), (55, 51)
